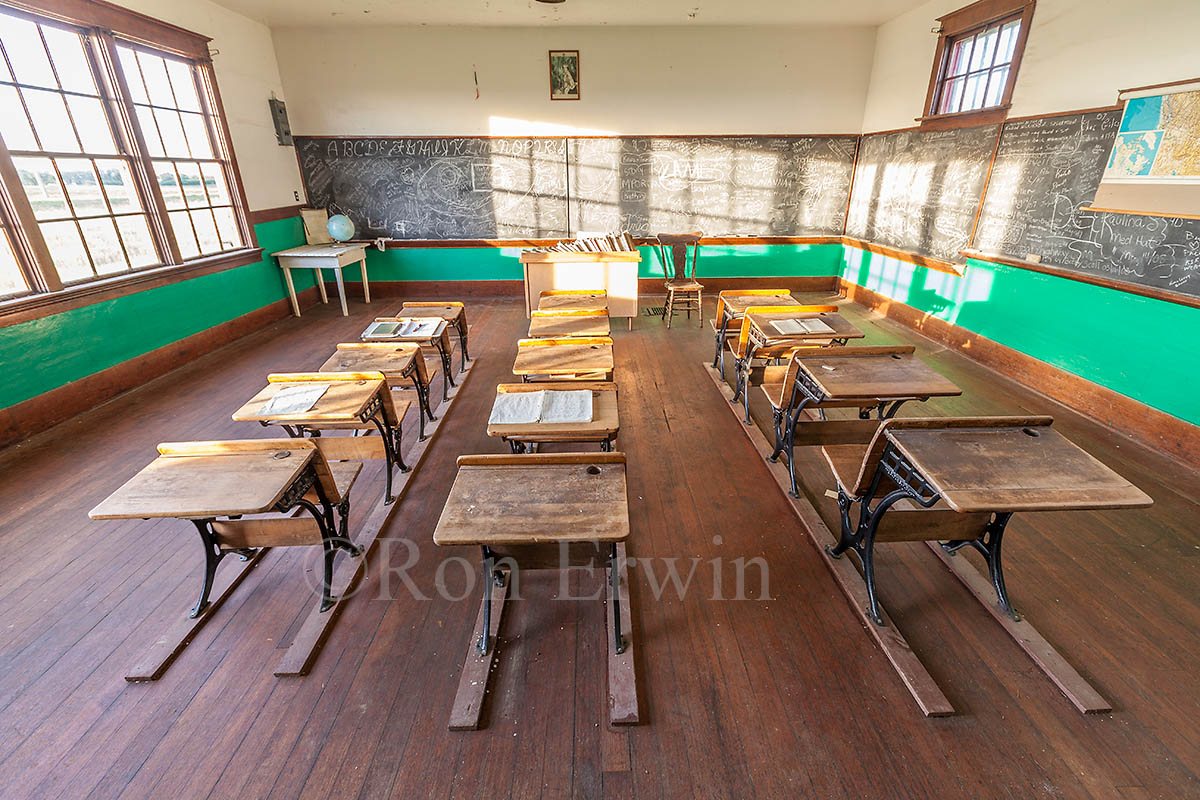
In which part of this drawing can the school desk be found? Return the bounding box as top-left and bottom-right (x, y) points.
(319, 343), (435, 440)
(274, 243), (369, 317)
(512, 337), (615, 381)
(361, 317), (456, 401)
(399, 302), (470, 370)
(711, 289), (798, 375)
(528, 308), (611, 338)
(487, 382), (619, 452)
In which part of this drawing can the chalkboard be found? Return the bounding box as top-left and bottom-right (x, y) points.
(567, 136), (858, 237)
(845, 124), (1000, 261)
(973, 110), (1200, 297)
(295, 137), (569, 239)
(295, 135), (857, 240)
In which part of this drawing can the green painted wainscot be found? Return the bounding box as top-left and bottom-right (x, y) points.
(0, 216), (308, 410)
(839, 244), (1200, 426)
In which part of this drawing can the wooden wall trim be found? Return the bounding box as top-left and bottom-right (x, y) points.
(248, 204), (305, 226)
(340, 276), (841, 300)
(1, 0), (211, 59)
(837, 277), (1200, 470)
(376, 235), (845, 249)
(961, 249), (1200, 310)
(0, 247), (264, 330)
(0, 286), (319, 450)
(842, 238), (964, 276)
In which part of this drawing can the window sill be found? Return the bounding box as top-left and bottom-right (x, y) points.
(0, 246), (264, 329)
(917, 104), (1010, 131)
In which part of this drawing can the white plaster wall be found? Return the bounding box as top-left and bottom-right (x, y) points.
(271, 25), (877, 136)
(860, 0), (1200, 133)
(117, 0), (303, 210)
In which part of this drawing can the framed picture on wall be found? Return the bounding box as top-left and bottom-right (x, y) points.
(549, 50), (580, 100)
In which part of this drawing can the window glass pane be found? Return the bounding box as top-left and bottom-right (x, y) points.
(96, 159), (142, 213)
(154, 161), (185, 208)
(24, 88), (79, 151)
(200, 162), (229, 205)
(180, 112), (212, 158)
(191, 209), (220, 253)
(15, 156), (69, 219)
(946, 36), (974, 78)
(40, 219), (92, 281)
(0, 15), (56, 89)
(117, 47), (148, 104)
(962, 73), (988, 111)
(138, 51), (175, 107)
(0, 85), (38, 150)
(176, 161), (208, 207)
(57, 157), (108, 216)
(984, 66), (1010, 107)
(165, 58), (201, 111)
(79, 216), (126, 274)
(154, 107), (189, 157)
(0, 41), (11, 81)
(938, 77), (965, 115)
(116, 214), (157, 267)
(168, 209), (199, 258)
(66, 95), (117, 153)
(0, 229), (27, 297)
(970, 26), (999, 71)
(41, 25), (94, 95)
(213, 207), (240, 250)
(136, 105), (165, 157)
(996, 21), (1020, 64)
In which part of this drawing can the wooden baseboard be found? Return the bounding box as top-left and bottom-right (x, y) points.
(335, 276), (841, 299)
(0, 286), (320, 449)
(837, 278), (1200, 470)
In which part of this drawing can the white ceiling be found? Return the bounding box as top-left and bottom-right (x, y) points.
(211, 0), (930, 28)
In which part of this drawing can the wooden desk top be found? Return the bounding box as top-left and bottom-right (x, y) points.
(362, 317), (449, 343)
(886, 423), (1154, 513)
(513, 339), (614, 376)
(272, 243), (365, 258)
(528, 313), (611, 338)
(89, 447), (314, 520)
(538, 293), (609, 311)
(723, 294), (798, 314)
(521, 251), (640, 263)
(745, 311), (864, 345)
(796, 351), (961, 401)
(433, 453), (629, 546)
(487, 382), (619, 438)
(399, 303), (463, 321)
(320, 344), (418, 376)
(231, 378), (382, 423)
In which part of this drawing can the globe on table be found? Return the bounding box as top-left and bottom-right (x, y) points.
(326, 214), (355, 242)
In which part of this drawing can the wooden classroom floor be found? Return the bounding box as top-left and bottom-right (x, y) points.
(0, 292), (1197, 800)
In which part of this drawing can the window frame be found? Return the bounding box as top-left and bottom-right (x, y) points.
(918, 0), (1036, 131)
(0, 0), (260, 323)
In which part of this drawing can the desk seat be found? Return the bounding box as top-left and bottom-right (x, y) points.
(306, 459), (363, 505)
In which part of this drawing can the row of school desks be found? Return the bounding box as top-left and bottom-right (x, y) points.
(89, 302), (473, 679)
(708, 289), (1153, 715)
(432, 289), (638, 729)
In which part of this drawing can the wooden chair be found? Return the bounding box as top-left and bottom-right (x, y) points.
(399, 301), (469, 369)
(655, 232), (703, 328)
(820, 417), (1046, 625)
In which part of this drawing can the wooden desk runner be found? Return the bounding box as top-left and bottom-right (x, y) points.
(763, 346), (963, 496)
(433, 452), (637, 730)
(88, 439), (362, 680)
(362, 317), (456, 401)
(399, 301), (470, 371)
(730, 306), (864, 424)
(528, 308), (611, 338)
(711, 290), (798, 375)
(513, 337), (615, 381)
(487, 382), (619, 452)
(231, 372), (409, 503)
(319, 343), (436, 440)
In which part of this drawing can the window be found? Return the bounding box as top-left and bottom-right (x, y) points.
(921, 0), (1035, 128)
(0, 1), (253, 307)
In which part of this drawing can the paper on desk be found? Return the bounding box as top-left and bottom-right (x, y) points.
(399, 318), (441, 337)
(489, 391), (545, 425)
(259, 384), (329, 417)
(772, 318), (834, 335)
(540, 390), (593, 423)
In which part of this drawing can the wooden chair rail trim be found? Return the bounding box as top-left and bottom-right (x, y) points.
(796, 345), (916, 358)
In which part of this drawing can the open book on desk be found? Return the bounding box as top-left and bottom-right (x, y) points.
(771, 317), (834, 336)
(362, 318), (442, 339)
(489, 390), (594, 425)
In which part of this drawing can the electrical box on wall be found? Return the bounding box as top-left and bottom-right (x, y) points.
(268, 98), (292, 145)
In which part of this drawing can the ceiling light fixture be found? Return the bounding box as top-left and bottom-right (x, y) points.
(535, 0), (566, 4)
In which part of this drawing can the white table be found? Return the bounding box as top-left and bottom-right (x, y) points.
(273, 243), (370, 317)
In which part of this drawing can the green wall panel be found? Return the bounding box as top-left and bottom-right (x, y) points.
(839, 245), (1200, 425)
(0, 216), (306, 409)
